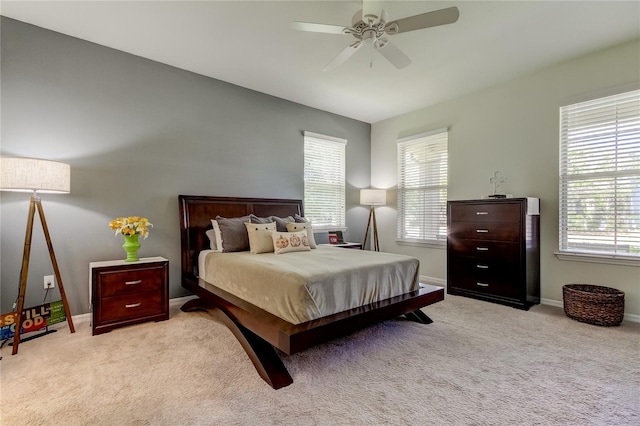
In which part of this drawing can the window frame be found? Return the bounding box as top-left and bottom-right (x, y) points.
(396, 128), (449, 247)
(303, 131), (347, 231)
(557, 88), (640, 265)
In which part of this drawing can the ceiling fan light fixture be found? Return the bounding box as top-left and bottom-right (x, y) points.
(293, 4), (459, 71)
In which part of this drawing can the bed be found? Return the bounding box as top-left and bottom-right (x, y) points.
(178, 195), (444, 389)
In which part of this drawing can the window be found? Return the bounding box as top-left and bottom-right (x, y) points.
(397, 129), (448, 244)
(303, 131), (346, 229)
(559, 89), (640, 260)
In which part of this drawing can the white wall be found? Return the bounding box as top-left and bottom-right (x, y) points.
(371, 39), (640, 316)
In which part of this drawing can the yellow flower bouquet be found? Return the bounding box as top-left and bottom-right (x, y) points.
(108, 216), (153, 239)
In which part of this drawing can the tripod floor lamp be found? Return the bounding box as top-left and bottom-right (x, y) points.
(0, 157), (75, 355)
(360, 188), (386, 251)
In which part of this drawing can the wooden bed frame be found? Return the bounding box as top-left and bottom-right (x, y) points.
(178, 195), (444, 389)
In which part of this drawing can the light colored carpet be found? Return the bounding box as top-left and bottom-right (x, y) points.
(1, 295), (638, 425)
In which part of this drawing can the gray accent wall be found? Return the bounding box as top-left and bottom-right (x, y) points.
(0, 18), (371, 315)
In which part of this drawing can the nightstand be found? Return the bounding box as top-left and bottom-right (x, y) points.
(320, 242), (363, 249)
(90, 257), (169, 335)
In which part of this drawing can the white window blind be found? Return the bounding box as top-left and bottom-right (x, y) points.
(397, 129), (448, 243)
(304, 131), (346, 228)
(559, 89), (640, 258)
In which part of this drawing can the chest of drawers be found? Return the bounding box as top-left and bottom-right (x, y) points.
(447, 198), (540, 310)
(90, 257), (169, 335)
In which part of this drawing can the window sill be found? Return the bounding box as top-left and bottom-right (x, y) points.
(555, 251), (640, 267)
(396, 239), (446, 249)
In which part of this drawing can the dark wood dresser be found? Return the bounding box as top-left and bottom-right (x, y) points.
(447, 198), (540, 310)
(90, 257), (169, 335)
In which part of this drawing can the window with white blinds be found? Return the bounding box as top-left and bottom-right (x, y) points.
(559, 89), (640, 258)
(303, 131), (346, 229)
(397, 129), (448, 244)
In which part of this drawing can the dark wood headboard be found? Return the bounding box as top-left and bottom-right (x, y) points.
(178, 195), (303, 282)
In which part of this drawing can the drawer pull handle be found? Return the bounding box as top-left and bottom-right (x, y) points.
(476, 229), (489, 233)
(125, 303), (142, 308)
(476, 247), (489, 251)
(476, 282), (489, 287)
(476, 211), (489, 215)
(476, 264), (489, 269)
(125, 280), (142, 285)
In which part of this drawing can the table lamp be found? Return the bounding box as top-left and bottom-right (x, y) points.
(0, 157), (75, 355)
(360, 188), (386, 251)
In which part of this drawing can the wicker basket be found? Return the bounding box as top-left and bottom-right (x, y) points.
(563, 284), (624, 326)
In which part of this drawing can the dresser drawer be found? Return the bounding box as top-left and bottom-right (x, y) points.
(448, 265), (519, 299)
(98, 266), (165, 297)
(99, 292), (163, 323)
(448, 222), (521, 242)
(448, 239), (520, 261)
(449, 202), (521, 223)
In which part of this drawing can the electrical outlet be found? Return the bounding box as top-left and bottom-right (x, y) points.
(44, 275), (55, 289)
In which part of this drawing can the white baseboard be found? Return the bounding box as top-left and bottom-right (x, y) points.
(542, 298), (640, 323)
(420, 275), (446, 287)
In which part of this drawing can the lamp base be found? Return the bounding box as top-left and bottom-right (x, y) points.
(362, 206), (380, 251)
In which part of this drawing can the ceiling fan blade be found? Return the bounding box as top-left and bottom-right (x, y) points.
(379, 9), (389, 25)
(386, 6), (459, 34)
(292, 21), (348, 35)
(361, 0), (376, 24)
(376, 40), (411, 69)
(323, 41), (364, 72)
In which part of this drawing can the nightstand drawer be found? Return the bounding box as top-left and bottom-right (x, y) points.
(99, 266), (165, 297)
(100, 292), (163, 323)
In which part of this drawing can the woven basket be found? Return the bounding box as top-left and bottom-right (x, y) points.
(563, 284), (624, 326)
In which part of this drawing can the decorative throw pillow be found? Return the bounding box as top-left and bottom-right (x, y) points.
(249, 214), (273, 224)
(271, 231), (311, 255)
(269, 215), (295, 232)
(245, 222), (277, 254)
(215, 215), (251, 252)
(286, 222), (317, 249)
(205, 229), (222, 252)
(294, 214), (310, 223)
(207, 220), (223, 251)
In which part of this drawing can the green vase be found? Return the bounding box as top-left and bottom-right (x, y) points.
(122, 234), (141, 262)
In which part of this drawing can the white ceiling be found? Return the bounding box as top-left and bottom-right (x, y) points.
(1, 1), (639, 123)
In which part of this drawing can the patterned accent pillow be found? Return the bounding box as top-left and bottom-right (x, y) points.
(286, 222), (317, 249)
(215, 215), (251, 252)
(244, 222), (277, 254)
(271, 231), (311, 254)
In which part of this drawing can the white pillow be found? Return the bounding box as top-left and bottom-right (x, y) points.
(207, 220), (223, 252)
(245, 222), (277, 254)
(286, 222), (317, 249)
(271, 231), (311, 254)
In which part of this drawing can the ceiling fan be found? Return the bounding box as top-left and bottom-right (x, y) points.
(292, 3), (459, 71)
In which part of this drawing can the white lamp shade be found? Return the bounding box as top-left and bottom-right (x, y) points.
(360, 189), (386, 206)
(0, 157), (70, 193)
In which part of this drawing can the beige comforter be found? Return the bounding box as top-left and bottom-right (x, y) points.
(200, 246), (420, 324)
